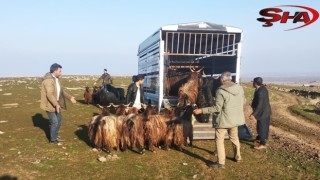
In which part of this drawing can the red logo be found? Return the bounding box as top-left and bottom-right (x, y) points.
(257, 5), (319, 31)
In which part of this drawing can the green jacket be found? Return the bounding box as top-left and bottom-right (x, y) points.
(202, 82), (245, 128)
(40, 72), (72, 112)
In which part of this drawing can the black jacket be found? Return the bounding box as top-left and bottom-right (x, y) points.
(126, 83), (145, 105)
(251, 85), (271, 120)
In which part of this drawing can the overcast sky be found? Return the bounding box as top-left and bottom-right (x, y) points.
(0, 0), (319, 77)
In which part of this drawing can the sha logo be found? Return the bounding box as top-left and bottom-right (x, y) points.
(257, 5), (319, 31)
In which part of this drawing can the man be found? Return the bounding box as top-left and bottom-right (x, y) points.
(193, 72), (245, 168)
(126, 74), (145, 109)
(249, 77), (271, 150)
(40, 63), (77, 145)
(94, 69), (113, 91)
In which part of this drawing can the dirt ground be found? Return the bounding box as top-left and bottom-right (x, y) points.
(0, 78), (319, 179)
(244, 86), (320, 164)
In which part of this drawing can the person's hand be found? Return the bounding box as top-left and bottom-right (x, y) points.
(193, 109), (202, 115)
(55, 105), (61, 113)
(70, 97), (77, 104)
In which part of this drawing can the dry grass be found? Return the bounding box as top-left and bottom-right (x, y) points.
(0, 77), (319, 179)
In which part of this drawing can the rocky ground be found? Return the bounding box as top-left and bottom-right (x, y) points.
(244, 88), (320, 164)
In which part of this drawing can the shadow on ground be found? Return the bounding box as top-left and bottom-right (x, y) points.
(32, 113), (50, 142)
(304, 109), (320, 115)
(75, 124), (93, 147)
(0, 175), (18, 180)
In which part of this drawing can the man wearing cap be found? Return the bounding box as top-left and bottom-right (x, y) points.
(126, 74), (145, 109)
(40, 63), (77, 145)
(249, 77), (271, 150)
(193, 71), (245, 168)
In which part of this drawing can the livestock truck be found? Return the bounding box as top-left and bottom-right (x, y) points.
(138, 22), (243, 108)
(137, 22), (250, 140)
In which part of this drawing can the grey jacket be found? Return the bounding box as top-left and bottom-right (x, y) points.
(202, 82), (245, 128)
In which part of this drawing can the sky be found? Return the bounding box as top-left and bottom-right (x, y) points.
(0, 0), (319, 77)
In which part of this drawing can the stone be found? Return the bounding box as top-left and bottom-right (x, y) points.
(98, 157), (107, 162)
(193, 174), (198, 179)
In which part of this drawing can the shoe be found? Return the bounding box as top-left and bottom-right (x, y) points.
(207, 162), (225, 168)
(50, 140), (58, 144)
(253, 139), (260, 144)
(57, 138), (65, 142)
(50, 140), (63, 146)
(254, 145), (267, 150)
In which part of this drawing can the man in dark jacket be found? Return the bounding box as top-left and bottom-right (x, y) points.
(126, 74), (145, 109)
(249, 77), (271, 150)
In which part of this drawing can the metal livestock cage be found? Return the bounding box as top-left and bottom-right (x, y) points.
(138, 22), (243, 110)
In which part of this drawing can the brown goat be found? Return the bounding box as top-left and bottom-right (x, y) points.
(165, 105), (195, 151)
(178, 72), (199, 106)
(88, 106), (110, 150)
(121, 113), (145, 153)
(144, 106), (181, 152)
(144, 115), (168, 151)
(84, 86), (93, 104)
(101, 104), (133, 152)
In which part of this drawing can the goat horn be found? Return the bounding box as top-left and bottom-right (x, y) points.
(196, 67), (204, 73)
(202, 70), (206, 76)
(189, 65), (195, 72)
(124, 102), (131, 107)
(97, 104), (104, 109)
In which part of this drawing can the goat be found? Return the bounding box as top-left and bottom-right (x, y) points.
(165, 104), (196, 151)
(92, 86), (100, 104)
(143, 105), (168, 152)
(196, 77), (216, 123)
(101, 104), (132, 152)
(84, 86), (93, 104)
(121, 113), (145, 154)
(88, 106), (110, 150)
(178, 72), (199, 107)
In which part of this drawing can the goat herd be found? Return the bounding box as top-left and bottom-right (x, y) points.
(88, 103), (195, 154)
(87, 72), (220, 154)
